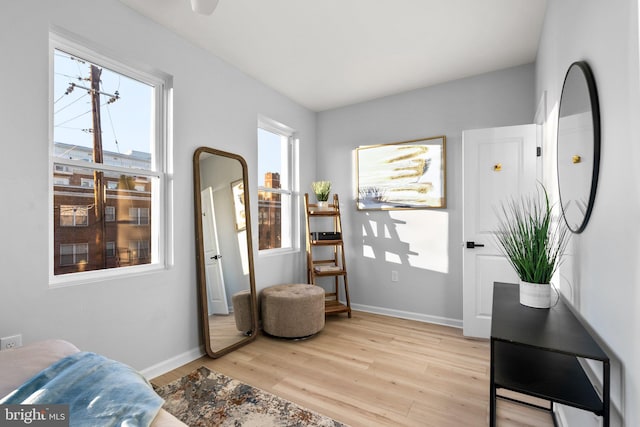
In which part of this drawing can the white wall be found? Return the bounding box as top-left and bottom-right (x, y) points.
(317, 64), (535, 324)
(0, 0), (315, 372)
(536, 0), (640, 425)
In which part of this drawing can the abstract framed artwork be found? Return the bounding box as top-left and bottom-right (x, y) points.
(231, 179), (246, 231)
(356, 135), (446, 210)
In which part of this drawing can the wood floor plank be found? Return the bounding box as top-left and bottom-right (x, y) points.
(152, 311), (553, 426)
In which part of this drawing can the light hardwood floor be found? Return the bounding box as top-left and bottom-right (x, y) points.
(152, 311), (553, 426)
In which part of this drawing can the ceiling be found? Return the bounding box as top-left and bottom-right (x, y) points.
(118, 0), (547, 112)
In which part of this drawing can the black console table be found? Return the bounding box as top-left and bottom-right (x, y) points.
(490, 282), (609, 426)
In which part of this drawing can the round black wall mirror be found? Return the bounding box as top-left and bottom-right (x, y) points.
(557, 61), (601, 233)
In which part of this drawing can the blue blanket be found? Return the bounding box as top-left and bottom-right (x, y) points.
(0, 352), (164, 427)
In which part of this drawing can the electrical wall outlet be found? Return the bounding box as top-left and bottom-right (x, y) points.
(391, 270), (399, 282)
(0, 334), (22, 350)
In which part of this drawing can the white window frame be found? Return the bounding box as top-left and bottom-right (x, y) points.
(257, 116), (299, 256)
(49, 32), (173, 287)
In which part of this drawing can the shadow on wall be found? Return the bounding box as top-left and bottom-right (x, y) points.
(354, 209), (449, 274)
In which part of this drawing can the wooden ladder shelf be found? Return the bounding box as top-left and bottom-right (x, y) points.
(304, 193), (352, 317)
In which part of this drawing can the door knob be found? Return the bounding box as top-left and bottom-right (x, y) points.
(210, 254), (222, 260)
(466, 241), (485, 249)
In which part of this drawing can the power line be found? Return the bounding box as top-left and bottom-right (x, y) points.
(55, 126), (88, 132)
(55, 109), (93, 128)
(53, 93), (67, 105)
(54, 92), (89, 115)
(105, 104), (121, 154)
(54, 72), (86, 81)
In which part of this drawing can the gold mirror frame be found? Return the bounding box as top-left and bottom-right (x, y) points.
(193, 147), (258, 358)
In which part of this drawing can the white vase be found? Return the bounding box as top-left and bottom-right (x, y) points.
(519, 280), (551, 308)
(316, 200), (329, 209)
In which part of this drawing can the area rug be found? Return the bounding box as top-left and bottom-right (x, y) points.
(153, 366), (347, 427)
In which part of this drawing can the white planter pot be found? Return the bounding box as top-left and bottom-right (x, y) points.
(519, 280), (551, 309)
(316, 201), (329, 209)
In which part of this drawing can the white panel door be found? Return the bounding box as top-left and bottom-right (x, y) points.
(462, 124), (538, 338)
(201, 187), (229, 315)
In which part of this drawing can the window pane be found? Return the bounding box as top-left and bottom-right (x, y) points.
(129, 207), (150, 225)
(129, 240), (150, 261)
(60, 243), (88, 266)
(75, 243), (89, 264)
(54, 177), (69, 186)
(75, 207), (88, 226)
(258, 128), (289, 189)
(139, 208), (149, 225)
(53, 165), (154, 275)
(105, 206), (115, 222)
(258, 192), (292, 250)
(60, 244), (74, 266)
(106, 241), (116, 257)
(53, 49), (154, 171)
(60, 205), (88, 227)
(81, 178), (94, 188)
(258, 190), (281, 250)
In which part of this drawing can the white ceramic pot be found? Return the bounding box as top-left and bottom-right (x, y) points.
(316, 200), (329, 209)
(519, 280), (551, 309)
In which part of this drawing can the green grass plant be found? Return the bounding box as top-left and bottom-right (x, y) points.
(311, 181), (331, 201)
(495, 186), (570, 284)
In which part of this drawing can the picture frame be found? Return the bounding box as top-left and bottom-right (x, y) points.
(231, 179), (246, 231)
(356, 135), (446, 210)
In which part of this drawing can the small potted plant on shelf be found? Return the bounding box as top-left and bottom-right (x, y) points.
(311, 181), (331, 208)
(494, 186), (571, 308)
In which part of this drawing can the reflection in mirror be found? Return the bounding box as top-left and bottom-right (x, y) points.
(194, 147), (257, 358)
(557, 61), (600, 233)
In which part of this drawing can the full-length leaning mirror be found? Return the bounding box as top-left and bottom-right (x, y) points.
(193, 147), (258, 358)
(557, 61), (601, 233)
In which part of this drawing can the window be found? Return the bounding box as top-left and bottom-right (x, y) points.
(60, 205), (88, 227)
(53, 177), (69, 186)
(50, 34), (170, 282)
(54, 165), (72, 174)
(106, 241), (116, 258)
(129, 240), (150, 261)
(257, 117), (298, 252)
(105, 206), (115, 222)
(80, 178), (94, 188)
(60, 243), (88, 266)
(129, 207), (149, 225)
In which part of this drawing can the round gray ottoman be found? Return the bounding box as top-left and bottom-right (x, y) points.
(261, 284), (325, 338)
(232, 290), (252, 334)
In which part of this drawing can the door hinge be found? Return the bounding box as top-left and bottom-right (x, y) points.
(536, 147), (542, 157)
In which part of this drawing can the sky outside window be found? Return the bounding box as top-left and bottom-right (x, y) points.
(258, 128), (286, 187)
(53, 49), (152, 159)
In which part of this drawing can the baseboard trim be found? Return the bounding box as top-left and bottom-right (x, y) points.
(140, 346), (204, 380)
(351, 303), (463, 329)
(554, 404), (568, 427)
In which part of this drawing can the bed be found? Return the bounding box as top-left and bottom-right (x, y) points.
(0, 339), (185, 427)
